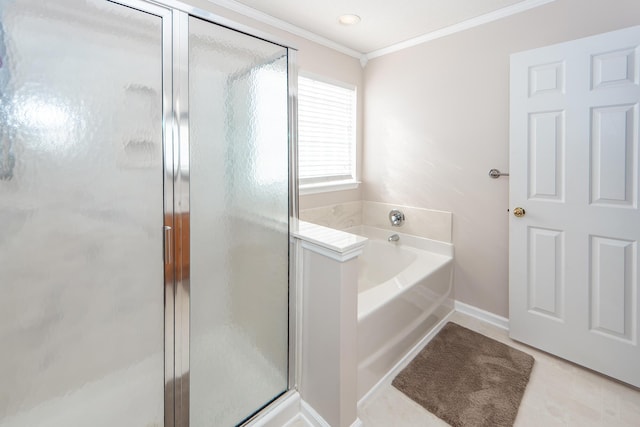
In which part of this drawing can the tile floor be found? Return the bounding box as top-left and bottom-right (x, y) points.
(357, 311), (640, 427)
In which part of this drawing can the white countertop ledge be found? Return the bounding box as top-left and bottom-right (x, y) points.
(292, 220), (367, 259)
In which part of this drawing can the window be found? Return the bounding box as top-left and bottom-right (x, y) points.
(298, 74), (357, 193)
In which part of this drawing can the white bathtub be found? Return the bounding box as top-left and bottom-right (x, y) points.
(347, 226), (454, 400)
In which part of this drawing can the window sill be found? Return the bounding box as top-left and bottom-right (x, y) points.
(299, 180), (360, 196)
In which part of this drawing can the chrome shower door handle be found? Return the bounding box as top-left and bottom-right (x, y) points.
(164, 225), (172, 264)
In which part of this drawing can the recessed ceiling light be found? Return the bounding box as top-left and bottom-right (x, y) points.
(338, 14), (361, 25)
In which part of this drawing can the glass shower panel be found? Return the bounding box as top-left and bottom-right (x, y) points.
(0, 1), (165, 426)
(188, 17), (289, 426)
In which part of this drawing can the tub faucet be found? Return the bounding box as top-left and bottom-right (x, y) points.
(388, 233), (400, 242)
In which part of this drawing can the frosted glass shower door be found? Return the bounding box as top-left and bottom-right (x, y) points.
(0, 1), (168, 426)
(188, 16), (290, 426)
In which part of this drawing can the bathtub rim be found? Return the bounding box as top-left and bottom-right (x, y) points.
(345, 225), (453, 258)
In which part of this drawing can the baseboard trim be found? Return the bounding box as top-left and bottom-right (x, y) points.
(247, 391), (301, 427)
(454, 300), (509, 330)
(297, 400), (362, 427)
(300, 400), (330, 427)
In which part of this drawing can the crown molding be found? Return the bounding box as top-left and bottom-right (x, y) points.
(206, 0), (556, 65)
(365, 0), (556, 60)
(206, 0), (363, 59)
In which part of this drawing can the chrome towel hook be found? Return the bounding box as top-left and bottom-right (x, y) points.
(488, 168), (509, 179)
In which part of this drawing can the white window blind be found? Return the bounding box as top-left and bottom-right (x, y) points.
(298, 75), (356, 188)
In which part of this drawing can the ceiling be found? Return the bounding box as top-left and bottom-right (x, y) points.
(230, 0), (535, 55)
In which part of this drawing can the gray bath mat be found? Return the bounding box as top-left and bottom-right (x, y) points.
(392, 322), (534, 427)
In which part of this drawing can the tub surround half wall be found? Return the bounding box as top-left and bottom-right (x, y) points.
(294, 220), (368, 261)
(292, 221), (366, 427)
(300, 201), (452, 243)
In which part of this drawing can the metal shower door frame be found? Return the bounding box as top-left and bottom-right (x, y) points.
(111, 1), (298, 425)
(101, 0), (176, 425)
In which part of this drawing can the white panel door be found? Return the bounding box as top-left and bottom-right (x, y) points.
(510, 25), (640, 387)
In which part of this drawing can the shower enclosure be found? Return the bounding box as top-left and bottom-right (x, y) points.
(0, 0), (295, 426)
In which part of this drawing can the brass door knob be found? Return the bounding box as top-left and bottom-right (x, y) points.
(513, 207), (526, 218)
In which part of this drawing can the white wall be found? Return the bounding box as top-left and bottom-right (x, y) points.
(363, 0), (640, 317)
